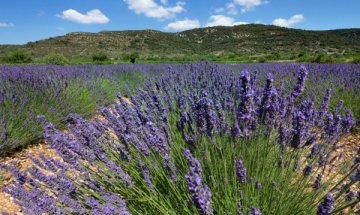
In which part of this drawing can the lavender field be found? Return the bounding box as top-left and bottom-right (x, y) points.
(1, 62), (360, 214)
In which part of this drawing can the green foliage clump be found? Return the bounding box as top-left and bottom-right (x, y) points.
(92, 52), (108, 63)
(43, 53), (70, 65)
(352, 56), (360, 64)
(312, 54), (335, 63)
(129, 52), (139, 64)
(6, 50), (32, 64)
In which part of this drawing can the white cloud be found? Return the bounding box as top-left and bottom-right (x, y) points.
(56, 9), (109, 24)
(272, 14), (305, 27)
(160, 0), (168, 4)
(124, 0), (185, 19)
(233, 0), (268, 13)
(0, 22), (14, 28)
(214, 7), (225, 14)
(205, 15), (248, 27)
(226, 2), (238, 15)
(166, 18), (200, 31)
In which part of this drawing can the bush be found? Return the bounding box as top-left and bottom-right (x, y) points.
(129, 52), (139, 64)
(43, 53), (69, 65)
(92, 52), (108, 62)
(352, 56), (360, 64)
(6, 50), (32, 64)
(312, 54), (335, 63)
(257, 57), (267, 63)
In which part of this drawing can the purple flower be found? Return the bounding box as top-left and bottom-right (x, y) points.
(317, 193), (335, 215)
(350, 168), (360, 182)
(291, 110), (307, 148)
(278, 126), (289, 151)
(342, 108), (355, 133)
(291, 65), (308, 99)
(303, 163), (313, 177)
(237, 69), (256, 136)
(313, 173), (323, 189)
(293, 157), (300, 171)
(318, 88), (332, 122)
(235, 159), (247, 184)
(185, 134), (198, 148)
(256, 180), (262, 190)
(345, 190), (356, 201)
(308, 144), (319, 159)
(250, 206), (262, 215)
(138, 157), (155, 191)
(183, 149), (214, 215)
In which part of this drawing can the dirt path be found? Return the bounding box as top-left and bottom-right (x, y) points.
(0, 133), (359, 214)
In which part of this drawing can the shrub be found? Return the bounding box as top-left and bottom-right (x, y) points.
(43, 53), (69, 65)
(352, 56), (360, 64)
(6, 50), (32, 64)
(312, 54), (335, 63)
(92, 52), (108, 62)
(129, 52), (139, 64)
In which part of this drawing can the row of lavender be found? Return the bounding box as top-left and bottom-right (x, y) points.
(0, 64), (151, 154)
(1, 62), (359, 214)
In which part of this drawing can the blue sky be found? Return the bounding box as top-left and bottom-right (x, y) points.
(1, 0), (359, 44)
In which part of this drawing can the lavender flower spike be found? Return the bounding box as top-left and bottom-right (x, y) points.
(250, 206), (262, 215)
(291, 65), (309, 99)
(317, 193), (335, 215)
(183, 149), (214, 215)
(235, 159), (247, 184)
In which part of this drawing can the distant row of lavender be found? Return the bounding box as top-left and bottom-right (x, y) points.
(0, 63), (359, 155)
(0, 64), (151, 154)
(1, 62), (359, 214)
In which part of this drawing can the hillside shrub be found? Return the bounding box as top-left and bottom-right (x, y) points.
(92, 52), (108, 62)
(129, 52), (139, 64)
(43, 53), (69, 65)
(6, 50), (32, 64)
(352, 56), (360, 64)
(312, 54), (335, 63)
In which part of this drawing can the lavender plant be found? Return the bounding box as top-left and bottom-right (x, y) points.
(1, 62), (360, 214)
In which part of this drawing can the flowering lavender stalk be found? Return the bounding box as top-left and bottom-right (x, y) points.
(256, 180), (262, 190)
(235, 159), (247, 184)
(183, 149), (214, 215)
(291, 110), (307, 148)
(342, 108), (355, 133)
(231, 119), (242, 139)
(291, 65), (309, 99)
(317, 193), (335, 215)
(259, 73), (274, 120)
(303, 163), (313, 177)
(350, 168), (360, 182)
(325, 114), (342, 143)
(278, 126), (289, 151)
(237, 192), (244, 215)
(308, 144), (319, 159)
(250, 206), (262, 215)
(345, 190), (356, 201)
(138, 156), (155, 191)
(293, 157), (300, 171)
(318, 89), (332, 123)
(313, 173), (323, 189)
(237, 69), (256, 136)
